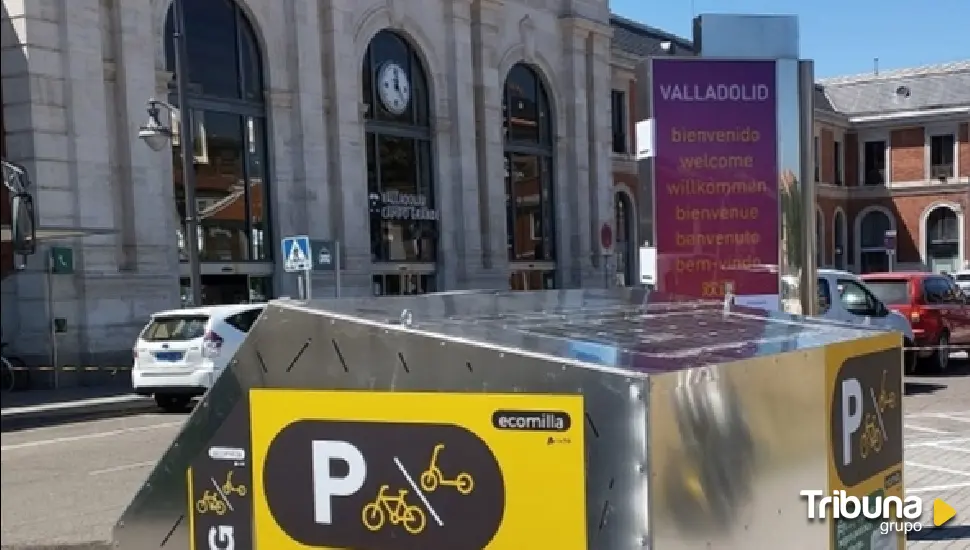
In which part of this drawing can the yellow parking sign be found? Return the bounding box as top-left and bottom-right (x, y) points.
(249, 389), (587, 549)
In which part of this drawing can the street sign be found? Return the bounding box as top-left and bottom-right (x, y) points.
(600, 223), (613, 250)
(49, 246), (74, 274)
(883, 230), (897, 252)
(310, 239), (337, 272)
(282, 235), (312, 273)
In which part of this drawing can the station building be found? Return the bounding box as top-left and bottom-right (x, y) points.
(2, 0), (966, 367)
(0, 0), (686, 364)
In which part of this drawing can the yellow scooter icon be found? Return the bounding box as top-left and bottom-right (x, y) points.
(419, 443), (474, 495)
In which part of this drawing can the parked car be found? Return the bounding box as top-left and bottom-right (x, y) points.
(132, 304), (265, 412)
(816, 270), (917, 370)
(954, 269), (970, 296)
(860, 272), (970, 373)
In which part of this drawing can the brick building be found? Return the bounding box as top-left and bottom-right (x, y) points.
(813, 63), (969, 274)
(605, 46), (969, 279)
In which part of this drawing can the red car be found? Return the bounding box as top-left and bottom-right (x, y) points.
(860, 272), (970, 373)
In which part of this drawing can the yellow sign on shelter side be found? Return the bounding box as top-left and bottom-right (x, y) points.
(249, 389), (587, 550)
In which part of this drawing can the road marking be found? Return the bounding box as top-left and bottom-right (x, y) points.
(906, 437), (970, 448)
(905, 424), (951, 434)
(931, 444), (970, 454)
(906, 461), (970, 477)
(906, 413), (970, 422)
(394, 456), (443, 527)
(0, 421), (182, 451)
(906, 482), (970, 494)
(88, 460), (156, 476)
(0, 395), (149, 417)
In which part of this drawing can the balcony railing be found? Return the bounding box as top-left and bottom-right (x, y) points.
(931, 164), (954, 180)
(864, 168), (885, 186)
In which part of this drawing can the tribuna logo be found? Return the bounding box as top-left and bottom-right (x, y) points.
(801, 490), (924, 534)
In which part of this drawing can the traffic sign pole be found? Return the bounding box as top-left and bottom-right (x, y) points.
(334, 240), (342, 298)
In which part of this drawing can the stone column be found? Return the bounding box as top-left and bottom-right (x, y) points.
(288, 0), (333, 297)
(585, 28), (615, 286)
(318, 0), (373, 296)
(470, 0), (511, 289)
(438, 0), (481, 290)
(558, 18), (592, 288)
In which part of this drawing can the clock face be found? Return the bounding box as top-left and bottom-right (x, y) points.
(377, 62), (410, 115)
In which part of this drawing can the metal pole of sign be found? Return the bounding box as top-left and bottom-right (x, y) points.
(335, 240), (342, 298)
(296, 273), (305, 300)
(46, 250), (59, 389)
(305, 266), (313, 301)
(172, 0), (203, 306)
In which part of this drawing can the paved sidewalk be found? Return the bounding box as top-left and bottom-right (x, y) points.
(1, 387), (155, 432)
(905, 354), (970, 549)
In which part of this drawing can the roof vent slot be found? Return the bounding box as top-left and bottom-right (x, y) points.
(895, 85), (911, 98)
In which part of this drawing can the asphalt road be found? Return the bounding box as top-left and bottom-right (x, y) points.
(0, 355), (966, 549)
(0, 413), (188, 548)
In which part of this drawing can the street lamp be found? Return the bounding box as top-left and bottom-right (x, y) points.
(137, 0), (202, 306)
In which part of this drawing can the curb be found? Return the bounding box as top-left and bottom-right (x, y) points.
(0, 396), (158, 432)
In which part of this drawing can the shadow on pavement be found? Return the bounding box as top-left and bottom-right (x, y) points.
(1, 387), (134, 410)
(904, 382), (948, 396)
(908, 523), (970, 541)
(1, 388), (157, 433)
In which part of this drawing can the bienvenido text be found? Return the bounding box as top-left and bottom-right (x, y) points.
(659, 83), (771, 102)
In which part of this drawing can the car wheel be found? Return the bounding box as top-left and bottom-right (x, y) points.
(154, 393), (191, 413)
(903, 340), (917, 375)
(929, 332), (950, 373)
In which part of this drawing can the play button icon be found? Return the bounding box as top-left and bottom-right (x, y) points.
(932, 498), (956, 527)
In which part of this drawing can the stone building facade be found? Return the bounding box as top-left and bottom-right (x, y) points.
(3, 0), (673, 364)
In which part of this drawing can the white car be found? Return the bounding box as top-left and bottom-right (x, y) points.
(953, 269), (970, 296)
(132, 304), (264, 412)
(816, 269), (916, 370)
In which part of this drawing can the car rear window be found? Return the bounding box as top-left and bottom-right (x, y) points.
(141, 315), (209, 342)
(864, 280), (910, 305)
(956, 273), (970, 282)
(224, 307), (263, 333)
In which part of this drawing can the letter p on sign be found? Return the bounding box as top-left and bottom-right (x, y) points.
(312, 440), (367, 525)
(842, 378), (862, 466)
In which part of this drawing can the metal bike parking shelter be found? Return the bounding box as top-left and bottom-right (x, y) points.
(114, 288), (905, 550)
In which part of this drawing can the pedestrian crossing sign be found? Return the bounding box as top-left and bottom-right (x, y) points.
(281, 235), (312, 272)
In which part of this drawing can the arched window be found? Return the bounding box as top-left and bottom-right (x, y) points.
(925, 207), (959, 273)
(504, 63), (556, 291)
(615, 192), (634, 286)
(833, 210), (846, 270)
(362, 30), (437, 296)
(859, 209), (893, 273)
(165, 0), (271, 305)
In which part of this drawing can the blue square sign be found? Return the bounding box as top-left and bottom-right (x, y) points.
(281, 235), (312, 272)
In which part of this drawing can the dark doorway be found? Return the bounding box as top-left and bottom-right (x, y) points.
(181, 275), (249, 305)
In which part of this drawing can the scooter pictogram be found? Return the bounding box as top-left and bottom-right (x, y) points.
(221, 470), (247, 497)
(419, 443), (474, 495)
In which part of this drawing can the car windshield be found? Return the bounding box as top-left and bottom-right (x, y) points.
(141, 315), (209, 342)
(863, 280), (910, 305)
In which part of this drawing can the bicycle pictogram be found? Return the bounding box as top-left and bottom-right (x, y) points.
(196, 490), (228, 515)
(859, 413), (884, 459)
(222, 470), (247, 497)
(420, 443), (474, 495)
(361, 484), (428, 535)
